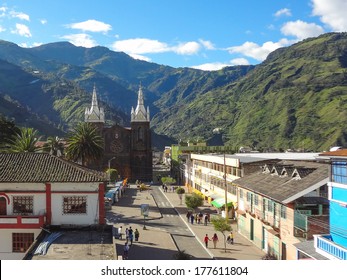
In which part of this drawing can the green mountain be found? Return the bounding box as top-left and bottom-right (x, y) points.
(1, 32), (347, 151)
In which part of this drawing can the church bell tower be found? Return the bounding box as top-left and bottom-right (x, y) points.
(130, 85), (152, 182)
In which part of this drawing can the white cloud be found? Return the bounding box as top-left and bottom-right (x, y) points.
(40, 19), (47, 25)
(311, 0), (347, 31)
(230, 58), (250, 65)
(112, 38), (169, 54)
(12, 23), (31, 37)
(228, 39), (290, 61)
(0, 6), (7, 17)
(281, 20), (324, 40)
(191, 62), (231, 71)
(128, 53), (151, 62)
(10, 11), (30, 21)
(0, 25), (6, 32)
(274, 8), (292, 17)
(67, 19), (112, 33)
(61, 33), (97, 48)
(174, 41), (200, 55)
(199, 39), (215, 50)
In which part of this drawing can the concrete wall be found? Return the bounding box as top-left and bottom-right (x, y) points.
(0, 228), (41, 260)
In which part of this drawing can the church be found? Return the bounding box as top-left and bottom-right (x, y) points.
(84, 85), (153, 182)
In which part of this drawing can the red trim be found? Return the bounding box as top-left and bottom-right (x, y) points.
(52, 191), (98, 194)
(98, 183), (105, 225)
(45, 183), (52, 225)
(0, 215), (45, 229)
(0, 193), (10, 204)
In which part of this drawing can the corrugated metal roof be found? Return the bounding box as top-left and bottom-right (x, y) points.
(0, 153), (106, 182)
(232, 161), (329, 203)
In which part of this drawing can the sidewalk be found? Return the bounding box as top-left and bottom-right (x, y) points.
(161, 186), (265, 260)
(107, 184), (265, 260)
(106, 186), (178, 260)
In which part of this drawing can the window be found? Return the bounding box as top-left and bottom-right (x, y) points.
(13, 196), (33, 214)
(12, 233), (34, 253)
(332, 161), (347, 184)
(63, 196), (87, 214)
(247, 192), (251, 202)
(280, 205), (286, 219)
(239, 189), (243, 199)
(268, 200), (273, 212)
(254, 195), (259, 206)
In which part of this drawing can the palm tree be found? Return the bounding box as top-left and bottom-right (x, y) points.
(42, 136), (65, 156)
(65, 122), (104, 166)
(6, 127), (41, 153)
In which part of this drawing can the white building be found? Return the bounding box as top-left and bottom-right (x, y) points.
(0, 153), (106, 260)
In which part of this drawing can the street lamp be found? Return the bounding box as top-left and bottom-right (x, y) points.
(108, 157), (116, 184)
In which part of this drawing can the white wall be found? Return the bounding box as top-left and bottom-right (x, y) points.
(0, 228), (41, 260)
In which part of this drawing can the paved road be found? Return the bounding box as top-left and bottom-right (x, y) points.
(107, 184), (264, 260)
(151, 186), (212, 259)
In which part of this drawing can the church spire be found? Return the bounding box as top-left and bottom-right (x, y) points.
(131, 84), (150, 122)
(85, 84), (105, 123)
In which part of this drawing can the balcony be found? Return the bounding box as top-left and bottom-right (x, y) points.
(314, 235), (347, 260)
(0, 214), (46, 229)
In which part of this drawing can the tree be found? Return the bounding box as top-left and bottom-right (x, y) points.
(176, 187), (185, 205)
(185, 193), (204, 211)
(211, 216), (232, 252)
(6, 127), (41, 153)
(107, 168), (118, 182)
(42, 136), (64, 156)
(161, 176), (176, 186)
(65, 122), (104, 166)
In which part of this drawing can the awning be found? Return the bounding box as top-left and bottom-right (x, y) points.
(211, 197), (233, 208)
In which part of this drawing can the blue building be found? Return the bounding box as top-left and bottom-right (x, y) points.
(314, 150), (347, 260)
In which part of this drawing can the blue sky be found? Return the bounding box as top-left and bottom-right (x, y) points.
(0, 0), (347, 70)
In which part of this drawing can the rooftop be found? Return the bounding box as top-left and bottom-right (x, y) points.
(0, 153), (106, 183)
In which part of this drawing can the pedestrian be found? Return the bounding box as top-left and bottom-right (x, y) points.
(227, 231), (234, 244)
(134, 229), (140, 242)
(125, 228), (129, 242)
(128, 227), (134, 245)
(190, 214), (194, 224)
(203, 234), (211, 248)
(186, 211), (191, 222)
(123, 242), (130, 259)
(198, 212), (203, 224)
(212, 233), (219, 249)
(204, 214), (208, 226)
(118, 226), (123, 239)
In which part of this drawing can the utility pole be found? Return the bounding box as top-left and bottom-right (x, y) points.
(223, 150), (228, 222)
(108, 157), (116, 184)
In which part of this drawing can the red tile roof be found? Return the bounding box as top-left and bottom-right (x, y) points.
(0, 153), (106, 182)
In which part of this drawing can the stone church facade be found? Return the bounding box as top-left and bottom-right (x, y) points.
(85, 85), (152, 182)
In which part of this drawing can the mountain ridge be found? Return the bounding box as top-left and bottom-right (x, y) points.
(1, 32), (347, 151)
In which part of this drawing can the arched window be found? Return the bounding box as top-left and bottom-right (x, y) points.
(0, 196), (7, 215)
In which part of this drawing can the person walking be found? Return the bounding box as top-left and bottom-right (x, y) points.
(190, 214), (194, 224)
(123, 242), (130, 260)
(125, 228), (129, 242)
(227, 231), (234, 244)
(212, 233), (219, 249)
(204, 214), (208, 226)
(186, 211), (191, 222)
(128, 227), (134, 245)
(118, 226), (123, 239)
(203, 234), (211, 248)
(134, 229), (140, 242)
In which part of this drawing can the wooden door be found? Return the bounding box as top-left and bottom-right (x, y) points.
(0, 197), (7, 215)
